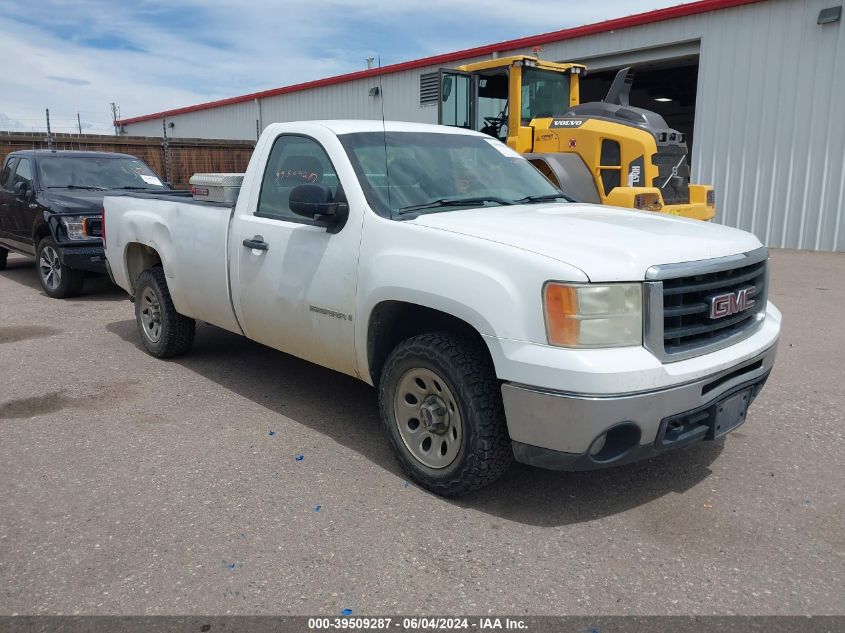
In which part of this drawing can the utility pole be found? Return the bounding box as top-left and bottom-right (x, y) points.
(110, 102), (120, 136)
(161, 118), (170, 184)
(45, 108), (53, 149)
(77, 113), (82, 135)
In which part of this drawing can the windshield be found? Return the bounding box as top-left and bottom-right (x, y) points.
(37, 156), (166, 190)
(339, 131), (565, 218)
(521, 67), (570, 123)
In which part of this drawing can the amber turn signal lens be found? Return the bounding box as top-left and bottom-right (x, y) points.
(544, 284), (580, 346)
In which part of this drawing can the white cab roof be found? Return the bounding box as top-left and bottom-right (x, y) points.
(262, 120), (484, 136)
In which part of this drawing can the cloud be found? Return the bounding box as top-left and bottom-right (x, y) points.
(0, 113), (27, 131)
(1, 0), (689, 134)
(47, 76), (92, 86)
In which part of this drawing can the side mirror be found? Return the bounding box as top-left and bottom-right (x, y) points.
(14, 181), (29, 200)
(289, 183), (346, 218)
(289, 183), (349, 234)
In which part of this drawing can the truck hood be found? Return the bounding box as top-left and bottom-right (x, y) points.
(410, 203), (763, 282)
(38, 191), (106, 215)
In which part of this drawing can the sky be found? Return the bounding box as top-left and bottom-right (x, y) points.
(0, 0), (689, 135)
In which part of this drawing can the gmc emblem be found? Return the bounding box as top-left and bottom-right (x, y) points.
(709, 287), (756, 319)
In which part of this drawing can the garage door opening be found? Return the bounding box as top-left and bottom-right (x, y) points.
(578, 55), (699, 160)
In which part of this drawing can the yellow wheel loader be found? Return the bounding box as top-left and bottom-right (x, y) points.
(438, 56), (715, 220)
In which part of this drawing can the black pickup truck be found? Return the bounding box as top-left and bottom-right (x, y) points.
(0, 150), (168, 298)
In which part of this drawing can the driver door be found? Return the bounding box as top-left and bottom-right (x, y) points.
(0, 157), (19, 245)
(8, 158), (36, 251)
(230, 133), (361, 378)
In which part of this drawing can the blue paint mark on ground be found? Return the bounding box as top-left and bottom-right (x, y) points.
(228, 562), (236, 570)
(295, 454), (304, 461)
(268, 431), (276, 436)
(314, 505), (322, 512)
(341, 609), (353, 616)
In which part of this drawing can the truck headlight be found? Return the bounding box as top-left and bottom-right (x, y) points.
(543, 282), (643, 347)
(61, 216), (87, 240)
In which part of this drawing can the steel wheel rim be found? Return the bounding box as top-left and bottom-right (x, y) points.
(39, 245), (61, 291)
(394, 367), (463, 469)
(139, 287), (163, 343)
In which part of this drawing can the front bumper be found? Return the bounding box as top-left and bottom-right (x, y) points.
(58, 243), (107, 274)
(503, 343), (777, 471)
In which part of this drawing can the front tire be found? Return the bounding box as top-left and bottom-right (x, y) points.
(36, 238), (84, 298)
(0, 247), (8, 271)
(134, 267), (195, 358)
(379, 332), (513, 496)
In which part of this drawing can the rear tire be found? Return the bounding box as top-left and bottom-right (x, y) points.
(379, 332), (513, 496)
(134, 267), (195, 358)
(0, 247), (8, 271)
(36, 238), (84, 298)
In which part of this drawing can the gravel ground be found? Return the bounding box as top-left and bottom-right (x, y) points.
(0, 248), (842, 615)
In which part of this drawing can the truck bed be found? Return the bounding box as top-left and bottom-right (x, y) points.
(104, 192), (241, 335)
(110, 190), (235, 209)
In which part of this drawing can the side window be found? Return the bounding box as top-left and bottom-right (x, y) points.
(256, 135), (339, 221)
(13, 158), (33, 189)
(0, 158), (18, 190)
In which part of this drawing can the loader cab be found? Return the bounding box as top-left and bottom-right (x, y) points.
(439, 56), (583, 151)
(439, 68), (511, 141)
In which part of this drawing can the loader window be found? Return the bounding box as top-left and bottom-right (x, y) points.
(599, 139), (622, 196)
(476, 72), (509, 140)
(521, 68), (570, 124)
(440, 72), (471, 129)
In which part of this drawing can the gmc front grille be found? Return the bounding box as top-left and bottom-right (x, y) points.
(644, 248), (769, 362)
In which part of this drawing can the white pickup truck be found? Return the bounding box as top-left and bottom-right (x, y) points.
(104, 120), (780, 496)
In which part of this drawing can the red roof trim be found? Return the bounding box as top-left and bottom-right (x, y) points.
(116, 0), (764, 125)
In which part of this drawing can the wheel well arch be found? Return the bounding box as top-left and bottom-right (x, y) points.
(366, 301), (490, 385)
(124, 242), (163, 294)
(32, 221), (52, 244)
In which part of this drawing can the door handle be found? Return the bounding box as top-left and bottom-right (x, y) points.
(242, 235), (269, 251)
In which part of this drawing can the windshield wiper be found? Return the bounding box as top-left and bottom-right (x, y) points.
(113, 186), (154, 190)
(512, 192), (575, 204)
(396, 196), (515, 215)
(47, 185), (107, 191)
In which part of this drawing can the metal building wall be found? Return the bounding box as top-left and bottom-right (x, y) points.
(497, 0), (844, 251)
(133, 59), (492, 139)
(123, 0), (844, 251)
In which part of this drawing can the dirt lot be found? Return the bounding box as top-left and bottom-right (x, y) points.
(0, 249), (842, 615)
